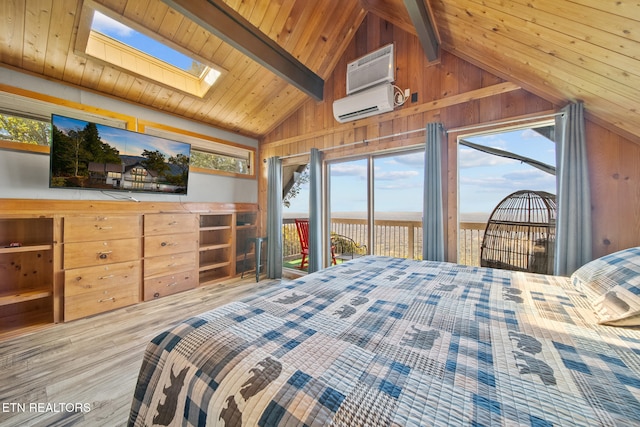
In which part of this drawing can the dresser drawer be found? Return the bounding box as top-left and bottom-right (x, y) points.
(144, 213), (198, 236)
(64, 215), (141, 242)
(65, 261), (140, 297)
(64, 283), (139, 321)
(144, 251), (197, 278)
(64, 238), (141, 269)
(144, 233), (198, 257)
(143, 269), (197, 301)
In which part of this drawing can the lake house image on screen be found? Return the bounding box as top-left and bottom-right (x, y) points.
(50, 115), (191, 194)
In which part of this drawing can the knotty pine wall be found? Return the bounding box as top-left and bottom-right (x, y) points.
(259, 14), (640, 263)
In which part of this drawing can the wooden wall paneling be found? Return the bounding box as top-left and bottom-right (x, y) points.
(1, 0), (26, 69)
(440, 52), (461, 99)
(157, 4), (183, 39)
(585, 116), (628, 257)
(477, 93), (506, 124)
(79, 58), (105, 88)
(111, 72), (135, 99)
(406, 31), (426, 100)
(46, 0), (78, 80)
(445, 130), (460, 262)
(391, 19), (409, 88)
(22, 0), (52, 74)
(94, 0), (126, 15)
(407, 112), (425, 137)
(616, 134), (640, 252)
(96, 66), (123, 95)
(125, 77), (150, 103)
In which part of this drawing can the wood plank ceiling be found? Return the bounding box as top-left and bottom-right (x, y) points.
(0, 0), (638, 142)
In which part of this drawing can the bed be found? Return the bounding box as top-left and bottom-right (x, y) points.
(129, 250), (640, 426)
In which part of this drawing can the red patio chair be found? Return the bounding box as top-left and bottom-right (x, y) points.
(294, 219), (336, 269)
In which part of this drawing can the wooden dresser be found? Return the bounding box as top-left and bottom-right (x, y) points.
(143, 213), (198, 301)
(63, 215), (142, 321)
(0, 200), (258, 338)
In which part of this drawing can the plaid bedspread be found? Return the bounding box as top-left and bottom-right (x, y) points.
(129, 256), (640, 426)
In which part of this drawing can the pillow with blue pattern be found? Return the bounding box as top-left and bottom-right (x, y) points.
(571, 246), (640, 326)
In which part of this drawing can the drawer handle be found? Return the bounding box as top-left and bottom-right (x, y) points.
(167, 282), (178, 287)
(98, 274), (114, 279)
(98, 250), (112, 259)
(161, 241), (178, 247)
(167, 263), (177, 267)
(96, 216), (108, 221)
(168, 221), (178, 225)
(99, 297), (115, 303)
(97, 226), (113, 230)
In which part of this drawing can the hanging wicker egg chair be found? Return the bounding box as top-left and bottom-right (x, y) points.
(480, 190), (557, 274)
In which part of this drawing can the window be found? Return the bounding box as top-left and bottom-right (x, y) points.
(0, 112), (51, 146)
(79, 8), (223, 98)
(190, 151), (251, 175)
(140, 123), (255, 178)
(0, 89), (132, 154)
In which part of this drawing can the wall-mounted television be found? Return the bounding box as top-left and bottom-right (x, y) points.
(49, 114), (191, 195)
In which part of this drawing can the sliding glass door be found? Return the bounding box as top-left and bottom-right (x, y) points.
(457, 123), (556, 266)
(328, 149), (425, 261)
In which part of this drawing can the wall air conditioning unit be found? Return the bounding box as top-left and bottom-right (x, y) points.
(333, 82), (394, 123)
(346, 43), (394, 95)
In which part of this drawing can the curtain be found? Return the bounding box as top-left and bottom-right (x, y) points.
(266, 156), (283, 279)
(423, 122), (445, 261)
(554, 102), (592, 276)
(308, 148), (324, 273)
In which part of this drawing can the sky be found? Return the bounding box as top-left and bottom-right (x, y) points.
(284, 126), (556, 217)
(53, 115), (190, 159)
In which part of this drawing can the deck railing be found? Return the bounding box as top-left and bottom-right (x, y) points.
(283, 218), (486, 266)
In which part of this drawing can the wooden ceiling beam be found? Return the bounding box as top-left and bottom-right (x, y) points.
(161, 0), (324, 101)
(403, 0), (439, 62)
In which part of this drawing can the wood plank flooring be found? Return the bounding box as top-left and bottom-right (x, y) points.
(0, 277), (281, 427)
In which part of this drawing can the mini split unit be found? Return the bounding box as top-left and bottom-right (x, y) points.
(332, 83), (394, 123)
(333, 44), (395, 123)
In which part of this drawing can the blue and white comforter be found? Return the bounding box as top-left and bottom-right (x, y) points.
(129, 256), (640, 426)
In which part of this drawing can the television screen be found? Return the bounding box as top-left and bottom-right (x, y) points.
(50, 114), (191, 195)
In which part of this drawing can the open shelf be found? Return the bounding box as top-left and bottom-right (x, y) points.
(199, 260), (231, 272)
(200, 225), (232, 232)
(0, 287), (53, 306)
(0, 243), (53, 254)
(0, 217), (54, 337)
(199, 268), (232, 285)
(200, 243), (231, 251)
(0, 308), (53, 340)
(198, 213), (234, 285)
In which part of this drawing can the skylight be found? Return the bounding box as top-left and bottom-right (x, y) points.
(81, 10), (222, 98)
(91, 12), (204, 77)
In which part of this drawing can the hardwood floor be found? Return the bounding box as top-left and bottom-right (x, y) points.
(0, 277), (281, 427)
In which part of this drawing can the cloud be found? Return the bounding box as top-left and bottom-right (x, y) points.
(375, 170), (420, 181)
(330, 163), (367, 178)
(383, 151), (425, 167)
(458, 147), (512, 168)
(92, 12), (134, 39)
(460, 169), (555, 193)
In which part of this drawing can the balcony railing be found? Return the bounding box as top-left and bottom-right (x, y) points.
(283, 217), (486, 266)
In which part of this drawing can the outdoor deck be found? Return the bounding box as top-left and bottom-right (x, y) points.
(283, 217), (486, 268)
